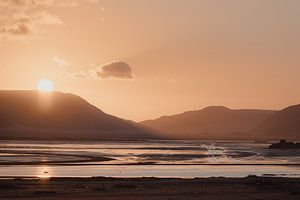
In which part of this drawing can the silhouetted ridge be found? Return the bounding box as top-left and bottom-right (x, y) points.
(254, 104), (300, 139)
(141, 106), (275, 139)
(201, 106), (231, 112)
(0, 90), (158, 140)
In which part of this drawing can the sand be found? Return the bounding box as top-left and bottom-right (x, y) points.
(0, 176), (299, 199)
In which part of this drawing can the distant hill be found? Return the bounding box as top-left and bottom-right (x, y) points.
(253, 104), (300, 140)
(140, 106), (276, 139)
(0, 90), (158, 140)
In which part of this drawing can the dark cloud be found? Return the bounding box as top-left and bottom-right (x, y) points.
(96, 61), (134, 79)
(64, 61), (134, 80)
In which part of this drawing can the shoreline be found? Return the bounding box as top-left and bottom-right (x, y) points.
(0, 176), (299, 199)
(1, 163), (300, 166)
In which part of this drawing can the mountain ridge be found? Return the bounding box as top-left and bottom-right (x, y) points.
(141, 106), (276, 139)
(0, 90), (159, 140)
(1, 90), (300, 140)
(253, 104), (300, 140)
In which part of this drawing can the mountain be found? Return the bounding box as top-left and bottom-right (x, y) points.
(0, 90), (158, 140)
(140, 106), (276, 139)
(253, 104), (300, 140)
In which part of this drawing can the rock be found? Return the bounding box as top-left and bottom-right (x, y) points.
(269, 140), (300, 149)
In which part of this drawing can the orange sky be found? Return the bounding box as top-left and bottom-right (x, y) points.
(0, 0), (300, 121)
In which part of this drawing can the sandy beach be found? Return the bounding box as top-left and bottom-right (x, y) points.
(0, 176), (299, 199)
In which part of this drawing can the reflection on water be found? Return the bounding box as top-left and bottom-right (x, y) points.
(37, 166), (52, 179)
(0, 165), (300, 178)
(0, 140), (299, 177)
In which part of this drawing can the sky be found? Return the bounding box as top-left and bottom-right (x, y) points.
(1, 0), (300, 121)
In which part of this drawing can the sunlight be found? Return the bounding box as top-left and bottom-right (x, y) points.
(37, 79), (54, 92)
(37, 166), (52, 180)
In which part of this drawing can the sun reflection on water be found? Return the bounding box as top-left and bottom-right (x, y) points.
(37, 166), (52, 179)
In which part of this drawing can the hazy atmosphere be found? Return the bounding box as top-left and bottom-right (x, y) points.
(1, 1), (300, 199)
(1, 0), (300, 121)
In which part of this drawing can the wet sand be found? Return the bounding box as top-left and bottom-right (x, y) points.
(0, 176), (299, 199)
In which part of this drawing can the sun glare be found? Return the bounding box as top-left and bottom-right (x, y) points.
(37, 79), (54, 92)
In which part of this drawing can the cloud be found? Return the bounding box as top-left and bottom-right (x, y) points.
(0, 0), (98, 42)
(53, 56), (69, 67)
(0, 11), (62, 41)
(74, 71), (89, 78)
(65, 61), (134, 80)
(0, 0), (77, 7)
(0, 0), (98, 9)
(96, 61), (133, 79)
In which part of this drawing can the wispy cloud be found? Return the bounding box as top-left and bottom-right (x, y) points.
(53, 56), (70, 67)
(0, 0), (77, 7)
(0, 0), (98, 42)
(0, 11), (63, 41)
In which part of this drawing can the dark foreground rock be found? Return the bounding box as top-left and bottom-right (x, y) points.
(269, 140), (300, 149)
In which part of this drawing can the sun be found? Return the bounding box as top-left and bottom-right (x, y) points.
(37, 79), (54, 92)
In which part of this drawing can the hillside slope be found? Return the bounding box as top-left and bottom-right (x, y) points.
(141, 106), (275, 139)
(253, 104), (300, 140)
(0, 90), (158, 140)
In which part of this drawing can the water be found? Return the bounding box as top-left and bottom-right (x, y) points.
(0, 140), (299, 178)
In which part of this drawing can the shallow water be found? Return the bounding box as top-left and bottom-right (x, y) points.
(1, 165), (300, 178)
(0, 140), (299, 178)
